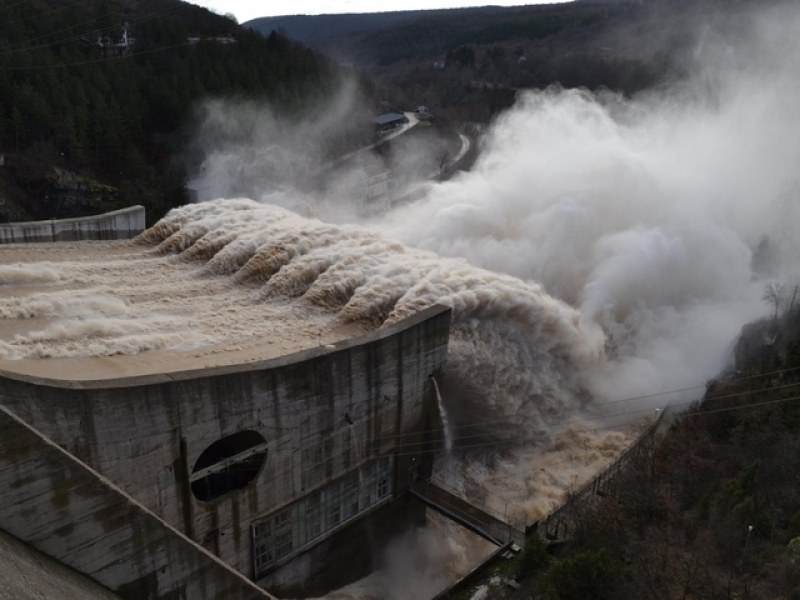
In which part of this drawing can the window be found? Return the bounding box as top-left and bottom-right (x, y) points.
(342, 473), (359, 520)
(326, 480), (342, 527)
(273, 511), (293, 560)
(377, 475), (389, 499)
(190, 431), (268, 502)
(252, 520), (273, 571)
(305, 492), (323, 540)
(363, 457), (392, 508)
(252, 458), (394, 578)
(252, 509), (293, 574)
(376, 457), (391, 500)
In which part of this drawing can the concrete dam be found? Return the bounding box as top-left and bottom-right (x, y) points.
(0, 201), (641, 599)
(0, 207), (493, 599)
(0, 303), (451, 598)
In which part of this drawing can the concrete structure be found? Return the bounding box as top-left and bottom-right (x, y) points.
(0, 205), (145, 244)
(0, 528), (121, 600)
(0, 303), (452, 598)
(0, 404), (273, 600)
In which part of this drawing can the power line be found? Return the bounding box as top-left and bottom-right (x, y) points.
(183, 366), (800, 495)
(0, 40), (193, 71)
(240, 381), (800, 493)
(0, 3), (182, 58)
(284, 369), (800, 449)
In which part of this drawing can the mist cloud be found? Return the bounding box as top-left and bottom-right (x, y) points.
(382, 3), (800, 407)
(178, 3), (800, 420)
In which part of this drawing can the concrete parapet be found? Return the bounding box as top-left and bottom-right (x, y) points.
(0, 403), (275, 600)
(0, 205), (145, 243)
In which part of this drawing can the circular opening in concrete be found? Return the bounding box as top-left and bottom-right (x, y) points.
(190, 431), (267, 502)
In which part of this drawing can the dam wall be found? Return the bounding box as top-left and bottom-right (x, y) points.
(0, 529), (121, 600)
(0, 205), (145, 243)
(0, 404), (274, 600)
(0, 305), (452, 595)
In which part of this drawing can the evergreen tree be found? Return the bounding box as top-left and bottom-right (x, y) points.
(0, 0), (369, 223)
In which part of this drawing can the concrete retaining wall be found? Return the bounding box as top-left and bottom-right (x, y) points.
(0, 305), (451, 595)
(0, 404), (274, 600)
(0, 206), (145, 243)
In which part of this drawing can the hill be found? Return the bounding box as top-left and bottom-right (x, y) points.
(0, 0), (365, 224)
(246, 2), (674, 123)
(244, 6), (514, 46)
(248, 0), (768, 123)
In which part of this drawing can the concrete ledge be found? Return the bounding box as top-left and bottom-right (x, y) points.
(0, 304), (453, 389)
(0, 529), (121, 600)
(0, 206), (146, 244)
(0, 404), (276, 600)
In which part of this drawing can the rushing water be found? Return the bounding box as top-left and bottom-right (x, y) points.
(431, 376), (454, 454)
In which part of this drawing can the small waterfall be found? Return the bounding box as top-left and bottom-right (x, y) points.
(431, 376), (453, 454)
(345, 413), (361, 462)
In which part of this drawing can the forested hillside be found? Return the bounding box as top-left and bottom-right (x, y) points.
(0, 0), (360, 223)
(251, 0), (770, 123)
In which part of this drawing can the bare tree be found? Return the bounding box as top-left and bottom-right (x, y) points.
(763, 282), (786, 320)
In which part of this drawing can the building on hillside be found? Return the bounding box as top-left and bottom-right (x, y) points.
(80, 23), (135, 56)
(374, 112), (408, 134)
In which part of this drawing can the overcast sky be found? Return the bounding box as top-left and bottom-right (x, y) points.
(188, 1), (572, 24)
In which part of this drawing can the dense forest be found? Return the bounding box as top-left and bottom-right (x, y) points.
(251, 1), (670, 110)
(0, 0), (363, 223)
(251, 0), (768, 123)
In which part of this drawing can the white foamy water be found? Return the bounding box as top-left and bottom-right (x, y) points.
(381, 6), (800, 409)
(312, 510), (496, 600)
(432, 421), (642, 524)
(136, 199), (602, 430)
(0, 240), (360, 365)
(432, 376), (453, 454)
(0, 263), (62, 285)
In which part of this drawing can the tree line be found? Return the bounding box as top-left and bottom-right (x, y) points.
(0, 0), (357, 223)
